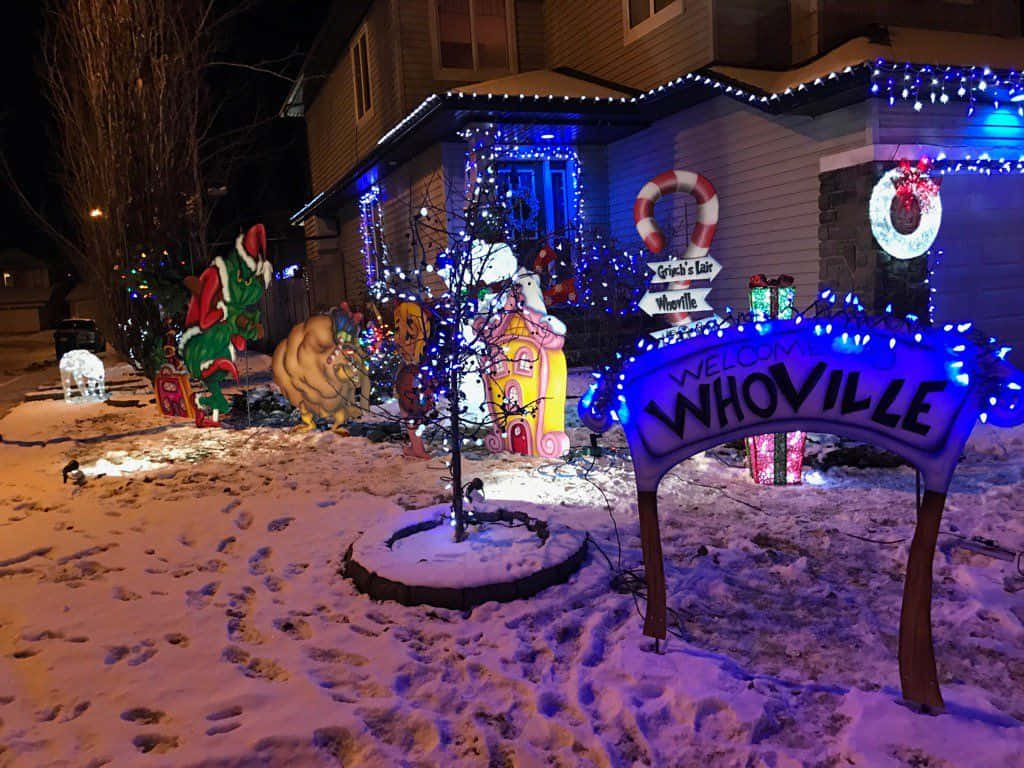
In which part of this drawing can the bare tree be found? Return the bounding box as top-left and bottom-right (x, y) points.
(310, 166), (568, 542)
(39, 0), (239, 365)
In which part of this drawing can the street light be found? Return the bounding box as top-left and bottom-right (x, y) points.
(88, 207), (104, 219)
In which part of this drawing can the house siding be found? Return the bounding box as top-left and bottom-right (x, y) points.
(931, 173), (1024, 367)
(305, 0), (402, 198)
(544, 0), (713, 91)
(516, 0), (546, 71)
(608, 97), (870, 313)
(308, 146), (449, 311)
(398, 0), (440, 112)
(579, 145), (610, 233)
(874, 100), (1024, 153)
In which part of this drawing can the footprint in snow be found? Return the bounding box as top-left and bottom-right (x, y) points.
(206, 721), (241, 736)
(59, 701), (90, 721)
(267, 517), (294, 532)
(121, 707), (165, 725)
(106, 641), (157, 666)
(273, 617), (311, 639)
(185, 581), (220, 610)
(21, 629), (63, 642)
(112, 586), (142, 601)
(206, 705), (243, 721)
(132, 733), (178, 754)
(248, 547), (272, 575)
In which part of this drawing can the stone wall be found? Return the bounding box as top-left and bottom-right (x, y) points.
(817, 161), (929, 318)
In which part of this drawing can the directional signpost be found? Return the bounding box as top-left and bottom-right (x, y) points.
(646, 255), (721, 283)
(640, 254), (720, 323)
(638, 286), (713, 316)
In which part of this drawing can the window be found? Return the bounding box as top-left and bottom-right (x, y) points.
(2, 272), (11, 288)
(494, 158), (573, 251)
(623, 0), (682, 43)
(431, 0), (516, 78)
(352, 27), (372, 122)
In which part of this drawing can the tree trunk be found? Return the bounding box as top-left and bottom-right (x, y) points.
(451, 362), (466, 542)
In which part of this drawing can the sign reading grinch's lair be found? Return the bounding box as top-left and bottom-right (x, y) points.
(581, 314), (1024, 714)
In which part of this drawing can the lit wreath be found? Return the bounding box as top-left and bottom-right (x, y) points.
(869, 158), (942, 260)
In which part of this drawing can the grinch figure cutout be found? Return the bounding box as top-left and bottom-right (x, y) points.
(180, 223), (273, 426)
(271, 303), (371, 432)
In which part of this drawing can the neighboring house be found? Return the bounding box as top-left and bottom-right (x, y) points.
(284, 1), (1024, 363)
(66, 282), (100, 323)
(0, 248), (59, 333)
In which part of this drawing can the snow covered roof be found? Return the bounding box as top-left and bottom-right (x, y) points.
(709, 27), (1024, 98)
(0, 248), (46, 269)
(452, 70), (632, 101)
(292, 28), (1024, 223)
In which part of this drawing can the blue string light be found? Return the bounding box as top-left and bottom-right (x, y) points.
(870, 60), (1024, 117)
(579, 293), (1022, 431)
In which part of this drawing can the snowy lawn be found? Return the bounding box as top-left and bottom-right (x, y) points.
(0, 374), (1022, 767)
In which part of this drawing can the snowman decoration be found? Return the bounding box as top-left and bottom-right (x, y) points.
(438, 240), (563, 429)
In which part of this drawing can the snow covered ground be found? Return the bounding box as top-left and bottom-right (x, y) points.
(0, 360), (1022, 767)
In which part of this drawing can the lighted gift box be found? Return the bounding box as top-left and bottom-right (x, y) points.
(745, 274), (805, 485)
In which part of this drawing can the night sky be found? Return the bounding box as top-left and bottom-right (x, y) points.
(0, 0), (333, 267)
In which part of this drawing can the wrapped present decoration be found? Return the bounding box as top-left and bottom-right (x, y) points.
(745, 274), (804, 485)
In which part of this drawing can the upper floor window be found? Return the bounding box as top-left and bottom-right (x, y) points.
(623, 0), (682, 43)
(2, 272), (12, 288)
(352, 27), (372, 122)
(431, 0), (516, 79)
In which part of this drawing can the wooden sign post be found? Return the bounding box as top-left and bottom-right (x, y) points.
(580, 311), (1024, 713)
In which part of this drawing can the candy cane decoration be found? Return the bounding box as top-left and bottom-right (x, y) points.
(634, 170), (719, 325)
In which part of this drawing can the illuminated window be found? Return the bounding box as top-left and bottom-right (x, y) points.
(623, 0), (681, 43)
(352, 27), (372, 122)
(431, 0), (516, 78)
(494, 159), (573, 250)
(2, 272), (11, 288)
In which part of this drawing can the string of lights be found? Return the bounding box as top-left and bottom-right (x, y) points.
(579, 289), (1021, 432)
(359, 184), (392, 297)
(870, 61), (1024, 116)
(933, 152), (1024, 176)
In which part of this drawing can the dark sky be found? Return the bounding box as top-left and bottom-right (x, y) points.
(0, 0), (333, 266)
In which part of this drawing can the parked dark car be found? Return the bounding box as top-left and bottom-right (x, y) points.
(54, 318), (106, 360)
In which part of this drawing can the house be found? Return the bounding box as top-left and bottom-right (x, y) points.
(284, 1), (1024, 365)
(0, 248), (60, 333)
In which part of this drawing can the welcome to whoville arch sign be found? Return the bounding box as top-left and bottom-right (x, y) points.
(580, 305), (1024, 712)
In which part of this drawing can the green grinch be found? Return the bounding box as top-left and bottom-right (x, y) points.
(179, 223), (273, 425)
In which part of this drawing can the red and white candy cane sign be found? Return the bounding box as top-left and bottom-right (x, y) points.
(634, 170), (719, 325)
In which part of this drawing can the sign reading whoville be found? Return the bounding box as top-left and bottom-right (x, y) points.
(580, 308), (1024, 713)
(635, 323), (973, 492)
